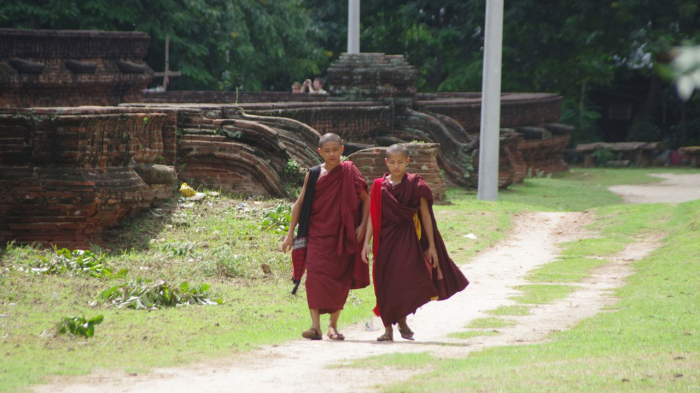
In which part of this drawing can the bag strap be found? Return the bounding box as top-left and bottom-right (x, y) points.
(296, 165), (321, 238)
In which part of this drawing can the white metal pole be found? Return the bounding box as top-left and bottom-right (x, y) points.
(477, 0), (504, 201)
(348, 0), (360, 54)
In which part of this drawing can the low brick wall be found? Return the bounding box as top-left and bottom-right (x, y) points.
(239, 101), (393, 143)
(520, 135), (571, 175)
(141, 90), (329, 104)
(348, 143), (447, 201)
(415, 93), (562, 132)
(0, 107), (176, 248)
(0, 29), (154, 108)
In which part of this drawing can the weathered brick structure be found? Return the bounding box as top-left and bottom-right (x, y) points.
(348, 143), (447, 201)
(576, 142), (664, 168)
(415, 93), (563, 133)
(133, 54), (572, 190)
(1, 36), (575, 247)
(0, 107), (177, 248)
(142, 91), (328, 104)
(0, 29), (154, 107)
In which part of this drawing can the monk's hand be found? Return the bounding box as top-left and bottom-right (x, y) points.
(361, 243), (370, 264)
(427, 246), (439, 268)
(356, 223), (366, 242)
(281, 234), (293, 253)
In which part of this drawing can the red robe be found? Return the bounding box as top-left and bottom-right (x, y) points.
(305, 161), (369, 314)
(371, 173), (469, 326)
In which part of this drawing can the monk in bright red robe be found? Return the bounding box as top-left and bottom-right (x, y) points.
(362, 144), (468, 341)
(283, 133), (369, 341)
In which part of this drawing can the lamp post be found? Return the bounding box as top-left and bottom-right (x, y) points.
(348, 0), (360, 54)
(477, 0), (504, 201)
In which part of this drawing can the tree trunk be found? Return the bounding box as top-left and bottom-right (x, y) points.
(633, 74), (663, 125)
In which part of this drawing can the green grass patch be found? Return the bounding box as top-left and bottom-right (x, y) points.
(466, 317), (515, 329)
(1, 168), (694, 392)
(0, 188), (519, 392)
(527, 256), (607, 283)
(497, 167), (698, 211)
(377, 200), (700, 392)
(485, 305), (531, 316)
(448, 330), (501, 340)
(510, 284), (577, 304)
(333, 352), (435, 370)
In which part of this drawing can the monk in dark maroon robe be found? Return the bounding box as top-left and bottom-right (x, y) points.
(305, 160), (368, 313)
(283, 133), (369, 341)
(362, 144), (468, 341)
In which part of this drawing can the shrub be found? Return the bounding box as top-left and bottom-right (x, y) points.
(31, 248), (124, 279)
(591, 148), (615, 166)
(98, 278), (222, 310)
(259, 203), (291, 234)
(55, 315), (104, 338)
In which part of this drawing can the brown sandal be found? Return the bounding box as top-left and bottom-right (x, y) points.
(327, 332), (345, 341)
(376, 332), (393, 342)
(398, 327), (415, 341)
(302, 328), (322, 340)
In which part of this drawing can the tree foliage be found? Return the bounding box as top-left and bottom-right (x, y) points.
(303, 0), (699, 145)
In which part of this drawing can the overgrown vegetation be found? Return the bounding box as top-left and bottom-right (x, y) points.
(21, 247), (124, 279)
(259, 204), (292, 234)
(55, 315), (104, 338)
(98, 279), (222, 310)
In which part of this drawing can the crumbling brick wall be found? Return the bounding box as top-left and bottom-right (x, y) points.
(415, 93), (562, 133)
(0, 29), (153, 108)
(348, 143), (447, 201)
(0, 107), (176, 248)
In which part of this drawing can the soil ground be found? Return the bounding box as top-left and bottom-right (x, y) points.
(608, 173), (700, 204)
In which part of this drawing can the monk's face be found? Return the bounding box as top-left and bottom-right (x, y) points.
(385, 152), (410, 178)
(318, 141), (344, 166)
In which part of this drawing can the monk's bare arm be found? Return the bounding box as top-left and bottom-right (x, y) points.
(419, 197), (438, 267)
(361, 216), (373, 263)
(356, 188), (370, 242)
(282, 172), (309, 253)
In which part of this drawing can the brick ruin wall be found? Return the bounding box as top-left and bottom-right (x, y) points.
(0, 29), (154, 107)
(348, 143), (447, 201)
(0, 107), (177, 248)
(238, 102), (393, 143)
(142, 90), (329, 104)
(415, 93), (563, 133)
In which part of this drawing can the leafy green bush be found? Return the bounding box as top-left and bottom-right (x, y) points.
(55, 315), (104, 338)
(560, 98), (603, 146)
(282, 159), (306, 186)
(259, 204), (291, 234)
(627, 119), (659, 142)
(98, 278), (222, 310)
(31, 248), (124, 278)
(591, 148), (616, 166)
(161, 241), (198, 257)
(212, 247), (252, 278)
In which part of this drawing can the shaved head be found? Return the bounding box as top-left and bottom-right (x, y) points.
(318, 133), (342, 148)
(386, 144), (408, 158)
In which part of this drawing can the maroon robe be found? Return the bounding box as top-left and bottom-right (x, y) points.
(372, 173), (469, 326)
(305, 161), (369, 314)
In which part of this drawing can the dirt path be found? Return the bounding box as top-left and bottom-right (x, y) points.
(609, 173), (700, 204)
(33, 211), (661, 393)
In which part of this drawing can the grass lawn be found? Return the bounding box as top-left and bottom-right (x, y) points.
(0, 167), (697, 392)
(350, 198), (700, 392)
